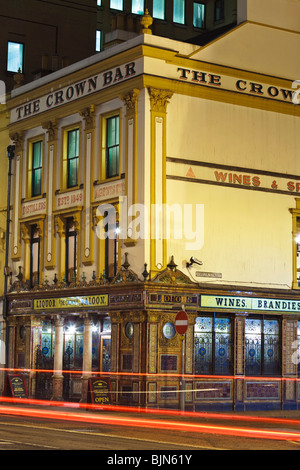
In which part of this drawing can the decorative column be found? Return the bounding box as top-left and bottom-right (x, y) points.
(52, 316), (64, 401)
(121, 89), (139, 245)
(9, 132), (23, 262)
(81, 316), (93, 403)
(148, 87), (173, 274)
(234, 315), (245, 411)
(42, 120), (57, 270)
(80, 106), (95, 266)
(282, 318), (298, 408)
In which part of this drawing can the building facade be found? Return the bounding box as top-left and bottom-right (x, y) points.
(4, 0), (300, 411)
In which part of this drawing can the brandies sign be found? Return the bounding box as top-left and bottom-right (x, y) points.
(201, 294), (300, 313)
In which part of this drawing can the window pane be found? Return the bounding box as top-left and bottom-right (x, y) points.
(30, 226), (40, 287)
(173, 0), (185, 24)
(67, 129), (79, 188)
(245, 319), (262, 375)
(132, 0), (144, 14)
(32, 141), (43, 197)
(153, 0), (165, 19)
(214, 318), (232, 375)
(263, 319), (280, 375)
(106, 116), (119, 178)
(7, 42), (24, 73)
(194, 317), (213, 374)
(193, 2), (205, 28)
(215, 0), (224, 21)
(96, 30), (102, 51)
(110, 0), (123, 10)
(68, 129), (79, 158)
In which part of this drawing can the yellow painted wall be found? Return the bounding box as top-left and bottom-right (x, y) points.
(165, 93), (298, 288)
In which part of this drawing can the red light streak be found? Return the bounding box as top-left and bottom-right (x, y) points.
(0, 403), (299, 442)
(1, 396), (300, 428)
(1, 367), (300, 382)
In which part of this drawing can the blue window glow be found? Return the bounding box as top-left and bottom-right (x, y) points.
(153, 0), (165, 19)
(7, 42), (24, 73)
(173, 0), (185, 24)
(110, 0), (123, 10)
(132, 0), (144, 15)
(193, 2), (205, 28)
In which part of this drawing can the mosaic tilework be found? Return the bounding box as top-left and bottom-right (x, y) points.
(246, 381), (280, 399)
(195, 381), (232, 400)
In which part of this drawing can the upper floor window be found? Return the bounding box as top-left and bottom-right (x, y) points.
(245, 318), (280, 376)
(67, 128), (79, 188)
(7, 41), (24, 73)
(215, 0), (225, 21)
(110, 0), (123, 10)
(173, 0), (185, 24)
(193, 2), (205, 28)
(66, 218), (77, 283)
(96, 30), (102, 52)
(31, 140), (43, 197)
(106, 115), (119, 179)
(132, 0), (144, 15)
(30, 225), (40, 287)
(153, 0), (165, 20)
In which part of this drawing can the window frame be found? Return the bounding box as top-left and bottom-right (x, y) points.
(215, 0), (225, 22)
(132, 0), (144, 15)
(173, 0), (186, 25)
(153, 0), (165, 20)
(31, 140), (43, 197)
(62, 125), (81, 190)
(245, 316), (281, 377)
(67, 128), (79, 188)
(65, 217), (77, 284)
(100, 111), (121, 181)
(30, 224), (40, 288)
(194, 314), (233, 376)
(110, 0), (123, 11)
(193, 2), (206, 29)
(7, 41), (24, 73)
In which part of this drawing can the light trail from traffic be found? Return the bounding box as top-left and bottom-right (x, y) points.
(0, 402), (299, 442)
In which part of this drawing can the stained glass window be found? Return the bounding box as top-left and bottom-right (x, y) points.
(245, 318), (280, 376)
(41, 321), (55, 359)
(63, 321), (83, 370)
(194, 316), (232, 375)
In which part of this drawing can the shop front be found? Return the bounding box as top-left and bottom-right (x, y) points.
(4, 263), (300, 411)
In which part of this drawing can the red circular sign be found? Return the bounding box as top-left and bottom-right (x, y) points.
(175, 310), (188, 335)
